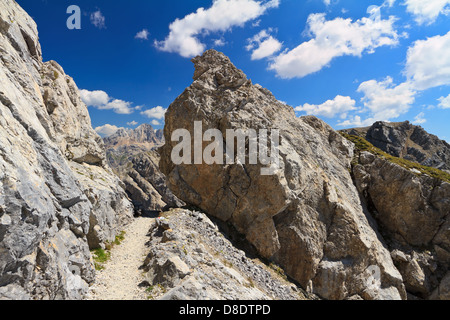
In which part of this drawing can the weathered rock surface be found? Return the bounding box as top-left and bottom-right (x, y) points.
(104, 126), (183, 214)
(159, 49), (406, 300)
(143, 209), (308, 300)
(342, 121), (450, 172)
(353, 151), (450, 299)
(0, 0), (132, 299)
(124, 151), (184, 213)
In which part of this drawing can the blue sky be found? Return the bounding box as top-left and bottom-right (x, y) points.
(17, 0), (450, 140)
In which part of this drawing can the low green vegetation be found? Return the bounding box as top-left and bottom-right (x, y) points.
(113, 231), (126, 246)
(91, 231), (126, 270)
(341, 133), (450, 183)
(145, 285), (155, 300)
(104, 231), (127, 250)
(268, 262), (288, 281)
(92, 248), (110, 263)
(146, 284), (166, 300)
(92, 248), (110, 271)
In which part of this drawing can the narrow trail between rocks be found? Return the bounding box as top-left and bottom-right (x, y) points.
(87, 216), (155, 300)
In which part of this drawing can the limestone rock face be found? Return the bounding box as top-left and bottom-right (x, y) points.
(342, 121), (450, 172)
(0, 0), (132, 299)
(124, 152), (184, 213)
(41, 61), (105, 166)
(160, 49), (406, 300)
(354, 151), (450, 299)
(104, 125), (183, 214)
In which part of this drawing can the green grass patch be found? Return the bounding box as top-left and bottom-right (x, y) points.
(113, 231), (126, 246)
(91, 231), (127, 270)
(94, 262), (105, 271)
(341, 133), (450, 183)
(92, 248), (110, 264)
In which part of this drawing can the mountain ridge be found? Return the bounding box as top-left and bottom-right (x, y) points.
(341, 121), (450, 173)
(104, 124), (164, 153)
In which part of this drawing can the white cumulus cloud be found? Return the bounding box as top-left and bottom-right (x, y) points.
(100, 99), (134, 115)
(295, 95), (357, 118)
(141, 106), (167, 120)
(357, 77), (416, 120)
(337, 116), (377, 128)
(438, 94), (450, 109)
(269, 11), (400, 79)
(80, 89), (135, 115)
(90, 10), (106, 29)
(405, 30), (450, 91)
(135, 29), (150, 40)
(342, 30), (450, 126)
(246, 29), (282, 60)
(384, 0), (396, 7)
(413, 112), (427, 125)
(403, 0), (450, 25)
(95, 124), (123, 138)
(213, 38), (227, 47)
(127, 121), (139, 126)
(155, 0), (280, 58)
(79, 89), (109, 107)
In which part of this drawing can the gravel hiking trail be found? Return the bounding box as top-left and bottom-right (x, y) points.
(87, 216), (155, 300)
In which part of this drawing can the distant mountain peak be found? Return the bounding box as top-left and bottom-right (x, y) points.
(104, 123), (163, 148)
(341, 121), (450, 172)
(103, 123), (164, 171)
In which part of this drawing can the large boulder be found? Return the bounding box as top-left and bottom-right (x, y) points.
(159, 49), (406, 300)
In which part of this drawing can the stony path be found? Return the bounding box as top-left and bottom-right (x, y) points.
(86, 216), (155, 300)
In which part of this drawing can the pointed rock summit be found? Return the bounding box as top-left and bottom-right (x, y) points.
(160, 49), (406, 300)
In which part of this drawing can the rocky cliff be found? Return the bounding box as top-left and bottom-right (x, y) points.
(122, 151), (184, 214)
(338, 133), (450, 300)
(104, 125), (183, 214)
(342, 121), (450, 173)
(354, 152), (450, 299)
(0, 0), (133, 299)
(160, 49), (408, 300)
